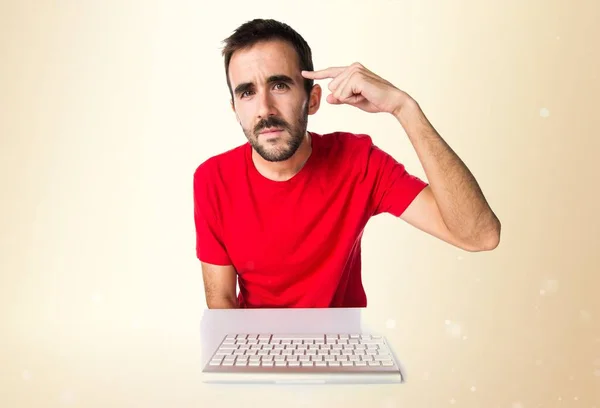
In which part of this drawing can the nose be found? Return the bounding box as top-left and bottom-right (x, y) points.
(256, 88), (277, 119)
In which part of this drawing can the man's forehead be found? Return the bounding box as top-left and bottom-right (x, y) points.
(228, 40), (300, 84)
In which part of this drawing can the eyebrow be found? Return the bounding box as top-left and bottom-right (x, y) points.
(233, 74), (295, 97)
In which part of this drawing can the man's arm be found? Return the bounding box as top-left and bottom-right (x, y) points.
(201, 262), (239, 308)
(301, 63), (500, 252)
(394, 99), (501, 251)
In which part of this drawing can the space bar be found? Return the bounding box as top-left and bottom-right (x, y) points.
(271, 334), (324, 340)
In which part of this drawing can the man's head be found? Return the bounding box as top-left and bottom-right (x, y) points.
(221, 19), (321, 162)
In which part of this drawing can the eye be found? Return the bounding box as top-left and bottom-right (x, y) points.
(273, 82), (289, 90)
(241, 90), (254, 98)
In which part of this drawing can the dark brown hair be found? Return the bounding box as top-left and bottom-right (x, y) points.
(221, 19), (314, 99)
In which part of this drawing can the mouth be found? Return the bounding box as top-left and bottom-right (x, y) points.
(259, 128), (284, 135)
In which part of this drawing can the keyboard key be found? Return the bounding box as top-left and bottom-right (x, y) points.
(272, 334), (324, 340)
(361, 339), (383, 344)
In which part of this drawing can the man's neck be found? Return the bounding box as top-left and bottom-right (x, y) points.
(252, 132), (312, 182)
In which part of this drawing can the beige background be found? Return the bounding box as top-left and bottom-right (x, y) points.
(1, 0), (599, 407)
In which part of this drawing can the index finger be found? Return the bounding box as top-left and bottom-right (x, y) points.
(301, 66), (346, 80)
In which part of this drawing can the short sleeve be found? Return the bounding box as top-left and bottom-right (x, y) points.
(193, 163), (232, 265)
(368, 144), (428, 217)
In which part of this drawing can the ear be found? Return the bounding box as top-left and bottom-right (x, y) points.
(307, 84), (322, 115)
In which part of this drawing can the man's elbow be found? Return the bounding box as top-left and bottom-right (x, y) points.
(466, 218), (501, 252)
(206, 296), (239, 309)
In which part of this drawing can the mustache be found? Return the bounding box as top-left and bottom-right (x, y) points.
(254, 116), (289, 134)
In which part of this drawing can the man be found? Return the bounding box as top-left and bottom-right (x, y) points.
(193, 19), (500, 309)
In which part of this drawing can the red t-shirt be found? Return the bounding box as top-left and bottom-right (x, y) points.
(193, 131), (428, 308)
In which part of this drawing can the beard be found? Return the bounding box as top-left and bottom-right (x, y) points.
(243, 103), (309, 162)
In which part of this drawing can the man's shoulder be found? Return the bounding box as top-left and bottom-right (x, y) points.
(315, 130), (378, 163)
(193, 143), (247, 181)
(317, 130), (374, 147)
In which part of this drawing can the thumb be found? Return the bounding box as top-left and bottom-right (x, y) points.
(326, 94), (343, 104)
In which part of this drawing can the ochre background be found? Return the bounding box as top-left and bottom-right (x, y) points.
(1, 0), (598, 407)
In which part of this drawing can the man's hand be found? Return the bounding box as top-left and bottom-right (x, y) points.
(302, 63), (410, 115)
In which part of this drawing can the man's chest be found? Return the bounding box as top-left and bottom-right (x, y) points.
(220, 178), (370, 276)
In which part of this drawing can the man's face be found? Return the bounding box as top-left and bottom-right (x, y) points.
(228, 40), (318, 162)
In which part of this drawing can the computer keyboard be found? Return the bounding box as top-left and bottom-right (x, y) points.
(204, 333), (398, 372)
